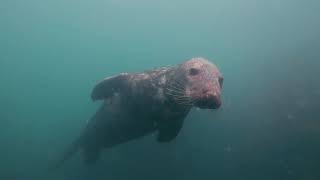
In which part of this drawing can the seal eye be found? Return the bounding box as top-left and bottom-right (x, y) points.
(189, 68), (199, 76)
(218, 77), (224, 87)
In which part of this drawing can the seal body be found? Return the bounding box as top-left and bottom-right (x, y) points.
(54, 57), (224, 167)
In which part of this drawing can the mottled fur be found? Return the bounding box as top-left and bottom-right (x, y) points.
(53, 57), (223, 168)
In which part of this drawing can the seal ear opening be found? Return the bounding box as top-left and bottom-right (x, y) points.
(91, 73), (129, 101)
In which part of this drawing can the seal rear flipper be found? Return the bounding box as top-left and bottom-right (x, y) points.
(91, 73), (129, 101)
(157, 118), (184, 142)
(48, 138), (82, 171)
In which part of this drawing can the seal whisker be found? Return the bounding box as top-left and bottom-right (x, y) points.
(174, 101), (193, 106)
(174, 99), (192, 103)
(168, 95), (192, 101)
(166, 86), (185, 93)
(174, 80), (184, 87)
(169, 95), (191, 100)
(174, 100), (193, 105)
(170, 78), (186, 87)
(172, 96), (193, 102)
(165, 88), (187, 95)
(173, 79), (187, 87)
(167, 94), (192, 102)
(167, 83), (185, 91)
(165, 89), (185, 95)
(171, 82), (185, 90)
(173, 97), (192, 102)
(165, 91), (192, 99)
(180, 97), (197, 103)
(165, 89), (187, 96)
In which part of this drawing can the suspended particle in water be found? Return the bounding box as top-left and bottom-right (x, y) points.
(224, 146), (232, 152)
(295, 97), (308, 109)
(287, 113), (295, 120)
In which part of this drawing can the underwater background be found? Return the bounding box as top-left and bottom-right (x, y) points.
(1, 0), (320, 179)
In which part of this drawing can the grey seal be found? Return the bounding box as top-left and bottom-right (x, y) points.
(53, 57), (224, 168)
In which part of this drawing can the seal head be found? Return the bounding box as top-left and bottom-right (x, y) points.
(166, 57), (223, 109)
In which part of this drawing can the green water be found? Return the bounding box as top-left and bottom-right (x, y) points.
(1, 0), (320, 179)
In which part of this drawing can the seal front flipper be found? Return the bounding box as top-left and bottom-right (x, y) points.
(157, 118), (184, 142)
(91, 73), (129, 101)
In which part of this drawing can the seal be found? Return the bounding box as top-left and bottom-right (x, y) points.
(52, 57), (224, 168)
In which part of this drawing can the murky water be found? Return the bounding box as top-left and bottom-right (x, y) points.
(1, 0), (319, 179)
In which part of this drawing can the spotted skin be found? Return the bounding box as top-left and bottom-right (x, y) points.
(53, 57), (223, 168)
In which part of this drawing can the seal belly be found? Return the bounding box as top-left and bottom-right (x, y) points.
(82, 102), (157, 150)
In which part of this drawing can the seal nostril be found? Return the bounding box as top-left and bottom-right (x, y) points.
(202, 89), (209, 94)
(214, 97), (222, 108)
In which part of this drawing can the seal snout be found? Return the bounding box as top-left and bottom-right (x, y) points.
(196, 92), (222, 109)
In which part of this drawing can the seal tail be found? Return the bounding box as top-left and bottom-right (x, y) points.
(48, 137), (82, 171)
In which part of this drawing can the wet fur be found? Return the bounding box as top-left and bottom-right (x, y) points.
(52, 57), (223, 168)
